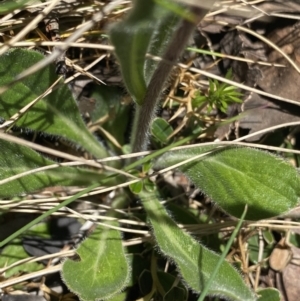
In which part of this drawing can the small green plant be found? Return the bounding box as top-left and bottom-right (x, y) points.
(0, 1), (297, 301)
(192, 69), (243, 113)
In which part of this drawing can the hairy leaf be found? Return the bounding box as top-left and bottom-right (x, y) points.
(140, 190), (256, 301)
(143, 4), (180, 84)
(0, 48), (108, 158)
(62, 223), (130, 301)
(109, 0), (180, 104)
(0, 138), (104, 198)
(154, 146), (300, 220)
(109, 0), (154, 104)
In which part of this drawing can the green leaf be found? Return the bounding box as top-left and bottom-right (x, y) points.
(151, 117), (173, 144)
(142, 161), (152, 173)
(262, 230), (275, 245)
(0, 239), (43, 278)
(225, 69), (233, 79)
(209, 80), (215, 92)
(228, 96), (243, 103)
(0, 48), (108, 158)
(154, 146), (300, 220)
(109, 0), (155, 104)
(139, 190), (256, 301)
(62, 223), (130, 301)
(143, 4), (180, 84)
(109, 0), (180, 104)
(192, 93), (206, 108)
(257, 288), (281, 301)
(224, 86), (238, 92)
(129, 180), (143, 194)
(0, 0), (31, 13)
(0, 223), (48, 278)
(0, 138), (105, 198)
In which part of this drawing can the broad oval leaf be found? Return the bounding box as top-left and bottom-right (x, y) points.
(0, 48), (108, 158)
(62, 224), (130, 301)
(139, 190), (256, 301)
(154, 146), (300, 220)
(0, 138), (105, 198)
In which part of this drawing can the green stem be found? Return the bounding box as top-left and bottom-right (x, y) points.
(131, 5), (213, 153)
